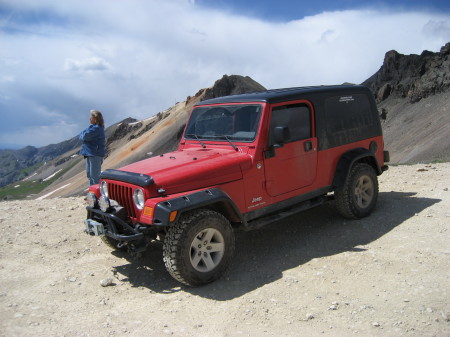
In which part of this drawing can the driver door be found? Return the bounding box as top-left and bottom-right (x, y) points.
(263, 102), (317, 197)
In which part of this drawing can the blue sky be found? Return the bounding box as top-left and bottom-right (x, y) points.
(197, 0), (450, 21)
(0, 0), (449, 149)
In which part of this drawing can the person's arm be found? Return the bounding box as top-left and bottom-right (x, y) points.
(79, 125), (100, 141)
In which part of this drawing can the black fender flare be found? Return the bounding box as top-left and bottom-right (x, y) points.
(332, 148), (382, 190)
(153, 188), (244, 227)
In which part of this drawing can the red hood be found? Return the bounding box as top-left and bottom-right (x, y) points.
(119, 147), (252, 195)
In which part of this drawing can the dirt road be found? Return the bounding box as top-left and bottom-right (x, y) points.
(1, 163), (449, 337)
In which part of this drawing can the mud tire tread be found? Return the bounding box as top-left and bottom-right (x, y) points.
(163, 209), (235, 286)
(335, 163), (379, 219)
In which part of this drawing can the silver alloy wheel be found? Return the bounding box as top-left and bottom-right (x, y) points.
(354, 175), (374, 208)
(190, 228), (225, 272)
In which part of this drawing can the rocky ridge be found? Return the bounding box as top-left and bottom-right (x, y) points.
(201, 74), (266, 101)
(363, 42), (450, 163)
(0, 137), (82, 188)
(363, 42), (450, 104)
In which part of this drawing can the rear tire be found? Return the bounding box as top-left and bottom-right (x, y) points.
(335, 163), (378, 219)
(163, 209), (235, 286)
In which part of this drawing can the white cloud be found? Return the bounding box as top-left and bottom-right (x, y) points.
(423, 19), (450, 41)
(64, 57), (112, 72)
(0, 0), (449, 148)
(0, 75), (15, 83)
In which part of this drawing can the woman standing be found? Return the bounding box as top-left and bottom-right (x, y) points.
(80, 110), (106, 185)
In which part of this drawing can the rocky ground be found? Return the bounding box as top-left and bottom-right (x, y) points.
(0, 163), (449, 337)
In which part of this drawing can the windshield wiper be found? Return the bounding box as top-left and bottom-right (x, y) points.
(221, 135), (238, 151)
(185, 134), (206, 148)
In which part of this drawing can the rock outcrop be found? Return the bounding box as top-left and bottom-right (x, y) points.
(364, 43), (450, 164)
(202, 75), (266, 101)
(363, 43), (450, 103)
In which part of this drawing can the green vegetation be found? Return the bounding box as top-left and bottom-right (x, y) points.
(0, 159), (82, 201)
(17, 162), (44, 180)
(431, 159), (448, 164)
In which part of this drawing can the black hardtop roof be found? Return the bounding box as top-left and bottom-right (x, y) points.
(196, 84), (371, 106)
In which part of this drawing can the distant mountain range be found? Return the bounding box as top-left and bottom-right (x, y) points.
(0, 136), (82, 188)
(1, 43), (449, 200)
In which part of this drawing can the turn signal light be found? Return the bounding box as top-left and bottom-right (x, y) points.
(143, 206), (154, 217)
(169, 211), (178, 222)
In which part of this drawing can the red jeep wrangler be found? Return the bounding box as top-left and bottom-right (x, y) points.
(84, 85), (389, 286)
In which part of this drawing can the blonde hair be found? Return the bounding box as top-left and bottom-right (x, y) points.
(90, 110), (104, 127)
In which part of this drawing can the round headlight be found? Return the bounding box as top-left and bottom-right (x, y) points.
(86, 192), (98, 208)
(133, 188), (145, 210)
(100, 181), (109, 197)
(99, 195), (111, 212)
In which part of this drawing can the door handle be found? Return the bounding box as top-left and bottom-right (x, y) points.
(304, 141), (313, 152)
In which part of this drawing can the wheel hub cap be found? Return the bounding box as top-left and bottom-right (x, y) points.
(190, 228), (225, 272)
(354, 175), (374, 208)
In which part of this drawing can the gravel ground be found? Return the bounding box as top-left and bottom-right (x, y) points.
(0, 163), (449, 337)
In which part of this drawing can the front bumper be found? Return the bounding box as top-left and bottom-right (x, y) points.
(85, 207), (144, 242)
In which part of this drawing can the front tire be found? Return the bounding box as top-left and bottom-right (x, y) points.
(163, 209), (235, 286)
(335, 163), (379, 219)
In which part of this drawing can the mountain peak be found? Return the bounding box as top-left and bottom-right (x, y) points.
(363, 42), (450, 103)
(202, 74), (266, 101)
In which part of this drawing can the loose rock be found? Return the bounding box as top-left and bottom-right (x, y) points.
(100, 278), (114, 287)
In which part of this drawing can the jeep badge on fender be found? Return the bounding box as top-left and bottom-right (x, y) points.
(84, 85), (389, 286)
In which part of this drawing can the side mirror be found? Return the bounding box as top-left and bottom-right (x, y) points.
(273, 126), (290, 147)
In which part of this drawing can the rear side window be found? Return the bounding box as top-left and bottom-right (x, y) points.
(325, 94), (374, 133)
(269, 103), (311, 144)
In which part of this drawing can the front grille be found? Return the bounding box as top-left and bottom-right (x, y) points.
(108, 183), (137, 219)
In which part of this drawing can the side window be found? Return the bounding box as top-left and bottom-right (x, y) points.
(325, 94), (374, 133)
(269, 103), (311, 144)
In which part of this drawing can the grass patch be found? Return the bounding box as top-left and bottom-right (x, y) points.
(0, 158), (82, 200)
(430, 159), (449, 164)
(19, 162), (45, 179)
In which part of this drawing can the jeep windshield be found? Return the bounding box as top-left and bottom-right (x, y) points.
(184, 104), (262, 142)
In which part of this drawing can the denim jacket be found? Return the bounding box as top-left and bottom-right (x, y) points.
(79, 124), (105, 157)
